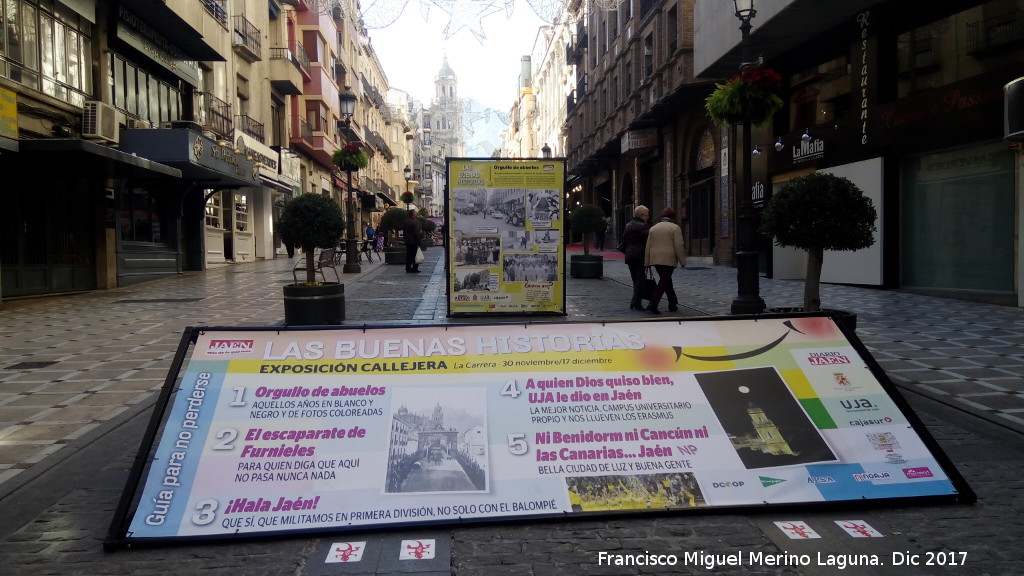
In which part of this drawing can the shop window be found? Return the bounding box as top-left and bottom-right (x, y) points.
(788, 56), (851, 130)
(5, 1), (94, 106)
(205, 193), (223, 229)
(234, 193), (249, 232)
(118, 188), (166, 244)
(109, 52), (185, 125)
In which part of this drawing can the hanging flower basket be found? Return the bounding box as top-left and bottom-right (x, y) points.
(400, 191), (415, 205)
(705, 66), (784, 127)
(331, 143), (368, 172)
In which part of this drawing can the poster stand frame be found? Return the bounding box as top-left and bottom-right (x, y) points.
(103, 314), (976, 550)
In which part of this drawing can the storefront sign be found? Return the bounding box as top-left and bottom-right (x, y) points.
(0, 87), (17, 140)
(621, 129), (658, 156)
(446, 158), (566, 315)
(116, 6), (200, 86)
(107, 318), (971, 545)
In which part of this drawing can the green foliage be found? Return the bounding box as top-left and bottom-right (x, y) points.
(400, 191), (415, 205)
(331, 143), (368, 171)
(420, 217), (437, 234)
(570, 203), (606, 256)
(705, 66), (784, 127)
(760, 172), (877, 311)
(380, 207), (409, 235)
(760, 173), (877, 253)
(277, 193), (344, 284)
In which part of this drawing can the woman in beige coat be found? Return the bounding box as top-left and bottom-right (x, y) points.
(643, 207), (686, 313)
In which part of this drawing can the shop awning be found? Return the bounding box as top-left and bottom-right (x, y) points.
(376, 192), (397, 207)
(120, 129), (259, 188)
(117, 0), (223, 62)
(18, 138), (181, 178)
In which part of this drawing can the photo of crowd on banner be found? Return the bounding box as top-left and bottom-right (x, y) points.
(565, 473), (706, 512)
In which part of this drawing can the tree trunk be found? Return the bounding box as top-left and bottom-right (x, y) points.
(804, 247), (824, 312)
(303, 249), (316, 284)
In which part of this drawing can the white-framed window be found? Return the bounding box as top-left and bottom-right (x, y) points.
(205, 192), (222, 228)
(234, 193), (249, 232)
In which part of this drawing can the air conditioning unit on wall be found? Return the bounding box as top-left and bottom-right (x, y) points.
(125, 118), (153, 129)
(83, 101), (119, 143)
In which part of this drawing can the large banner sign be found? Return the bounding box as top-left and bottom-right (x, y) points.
(108, 316), (972, 546)
(446, 158), (566, 316)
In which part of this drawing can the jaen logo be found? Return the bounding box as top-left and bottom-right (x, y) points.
(208, 339), (254, 355)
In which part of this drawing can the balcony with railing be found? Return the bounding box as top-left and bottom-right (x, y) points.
(232, 15), (262, 62)
(898, 37), (942, 75)
(269, 47), (303, 95)
(298, 117), (313, 145)
(967, 10), (1024, 55)
(295, 42), (312, 78)
(197, 92), (232, 138)
(201, 0), (228, 26)
(236, 114), (265, 143)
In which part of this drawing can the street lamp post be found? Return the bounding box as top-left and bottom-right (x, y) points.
(730, 0), (766, 314)
(340, 86), (360, 274)
(403, 165), (413, 209)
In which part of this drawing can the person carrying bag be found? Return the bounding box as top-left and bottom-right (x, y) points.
(621, 205), (651, 310)
(643, 207), (687, 314)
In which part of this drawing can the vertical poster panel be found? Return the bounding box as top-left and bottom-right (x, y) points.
(112, 317), (972, 546)
(446, 158), (566, 316)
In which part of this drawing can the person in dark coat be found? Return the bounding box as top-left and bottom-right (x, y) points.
(621, 205), (650, 310)
(403, 210), (422, 273)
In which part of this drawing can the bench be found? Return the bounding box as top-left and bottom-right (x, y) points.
(293, 247), (339, 283)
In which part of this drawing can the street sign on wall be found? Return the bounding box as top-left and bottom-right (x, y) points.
(107, 316), (973, 547)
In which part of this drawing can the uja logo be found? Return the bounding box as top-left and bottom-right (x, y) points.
(840, 398), (878, 411)
(208, 339), (255, 355)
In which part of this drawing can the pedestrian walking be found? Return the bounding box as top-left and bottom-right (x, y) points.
(595, 214), (610, 251)
(643, 207), (686, 314)
(621, 205), (651, 310)
(403, 210), (422, 273)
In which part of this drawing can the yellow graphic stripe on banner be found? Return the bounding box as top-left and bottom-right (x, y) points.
(779, 369), (817, 399)
(230, 347), (696, 375)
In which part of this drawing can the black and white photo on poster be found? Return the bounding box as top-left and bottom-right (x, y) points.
(694, 367), (838, 469)
(454, 236), (501, 266)
(453, 268), (495, 292)
(384, 387), (488, 494)
(503, 253), (558, 283)
(527, 189), (560, 223)
(534, 228), (559, 252)
(453, 188), (526, 234)
(502, 230), (533, 251)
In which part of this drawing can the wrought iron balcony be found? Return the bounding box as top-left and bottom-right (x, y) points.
(200, 0), (228, 25)
(967, 10), (1024, 55)
(197, 91), (232, 138)
(269, 48), (303, 95)
(295, 43), (312, 77)
(232, 15), (261, 62)
(235, 114), (265, 143)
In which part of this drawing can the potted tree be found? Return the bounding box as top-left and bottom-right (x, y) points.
(568, 203), (607, 279)
(379, 207), (410, 265)
(419, 214), (437, 248)
(759, 172), (877, 330)
(276, 193), (346, 324)
(704, 65), (784, 126)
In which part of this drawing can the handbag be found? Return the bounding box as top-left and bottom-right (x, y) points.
(639, 267), (657, 301)
(415, 247), (425, 264)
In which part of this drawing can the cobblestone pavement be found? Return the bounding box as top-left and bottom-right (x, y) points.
(1, 247), (1022, 575)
